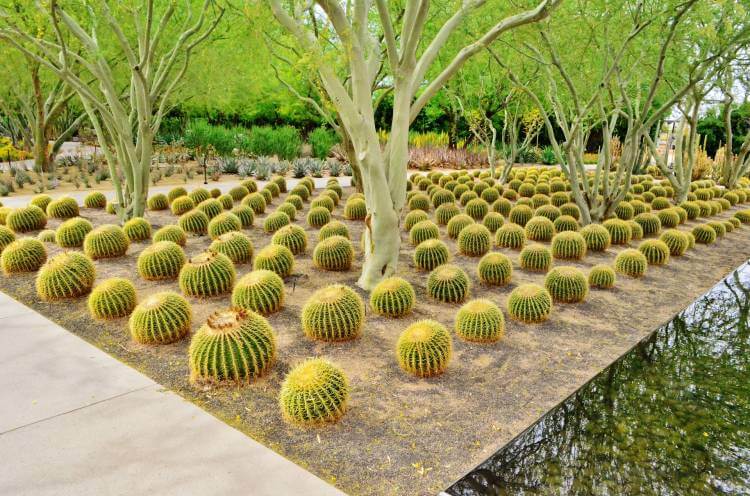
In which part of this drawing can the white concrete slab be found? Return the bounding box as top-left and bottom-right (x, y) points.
(0, 291), (36, 319)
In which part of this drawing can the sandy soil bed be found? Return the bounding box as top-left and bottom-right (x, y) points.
(1, 187), (749, 496)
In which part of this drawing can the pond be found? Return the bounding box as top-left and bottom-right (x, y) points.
(444, 262), (750, 495)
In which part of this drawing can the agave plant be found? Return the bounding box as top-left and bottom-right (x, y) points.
(237, 158), (256, 178)
(327, 159), (342, 177)
(306, 158), (324, 178)
(292, 158), (307, 178)
(254, 156), (274, 180)
(343, 163), (353, 176)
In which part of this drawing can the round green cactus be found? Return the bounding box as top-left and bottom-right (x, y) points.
(435, 203), (460, 225)
(0, 206), (12, 224)
(344, 198), (367, 220)
(457, 223), (491, 257)
(167, 187), (188, 203)
(189, 308), (276, 383)
(614, 249), (648, 277)
(396, 320), (452, 377)
(680, 201), (700, 219)
(495, 223), (526, 249)
(508, 204), (534, 226)
(279, 358), (349, 424)
(734, 209), (750, 223)
(580, 224), (611, 252)
(656, 208), (680, 229)
(519, 244), (552, 272)
(615, 202), (635, 220)
(477, 252), (512, 286)
(692, 224), (717, 244)
(276, 202), (297, 221)
(550, 231), (587, 260)
(37, 229), (56, 243)
(603, 218), (632, 245)
(265, 181), (281, 199)
(46, 197), (79, 219)
(289, 185), (310, 202)
(254, 243), (294, 277)
(242, 192), (267, 214)
(209, 231), (253, 264)
(260, 186), (276, 204)
(408, 193), (431, 212)
(178, 209), (209, 235)
(36, 251), (96, 301)
(638, 239), (670, 266)
(660, 229), (689, 256)
(524, 216), (555, 242)
(171, 196), (196, 215)
(153, 225), (186, 246)
(447, 214), (474, 239)
(370, 276), (415, 318)
(188, 188), (211, 205)
(179, 251), (236, 298)
(544, 266), (588, 303)
(217, 194), (234, 210)
(588, 264), (616, 289)
(83, 191), (107, 209)
(559, 202), (581, 220)
(122, 217), (151, 242)
(317, 220), (348, 240)
(460, 191), (478, 206)
(432, 189), (455, 208)
(230, 205), (254, 228)
(106, 202), (118, 215)
(137, 241), (186, 280)
(302, 284), (365, 341)
(0, 225), (15, 253)
(507, 284), (552, 323)
(6, 205), (47, 233)
(285, 194), (304, 211)
(455, 299), (505, 343)
(30, 194), (52, 211)
(129, 291), (191, 344)
(197, 198), (224, 220)
(311, 195), (335, 213)
(628, 220), (644, 240)
(55, 217), (93, 248)
(88, 278), (137, 319)
(426, 264), (470, 303)
(729, 217), (742, 229)
(404, 209), (428, 231)
(206, 211), (241, 239)
(84, 224), (129, 259)
(465, 198), (490, 221)
(535, 204), (561, 222)
(232, 269), (285, 315)
(147, 194), (169, 211)
(1, 238), (46, 274)
(306, 206), (331, 228)
(271, 224), (308, 255)
(322, 189), (340, 206)
(313, 235), (354, 271)
(634, 212), (661, 236)
(482, 212), (504, 233)
(229, 185), (250, 202)
(413, 238), (450, 271)
(707, 220), (726, 238)
(409, 220), (440, 246)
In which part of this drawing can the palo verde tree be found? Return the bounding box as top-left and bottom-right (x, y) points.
(0, 0), (224, 220)
(264, 0), (561, 290)
(719, 69), (750, 189)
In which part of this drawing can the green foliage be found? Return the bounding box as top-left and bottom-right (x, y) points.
(1, 238), (46, 274)
(370, 277), (416, 318)
(232, 269), (285, 315)
(209, 231), (254, 264)
(122, 217), (151, 242)
(46, 197), (79, 219)
(36, 252), (96, 301)
(55, 217), (93, 248)
(519, 244), (552, 272)
(426, 264), (470, 303)
(147, 194), (169, 211)
(495, 223), (526, 249)
(545, 266), (588, 303)
(507, 284), (552, 323)
(692, 224), (717, 244)
(457, 223), (491, 256)
(302, 284), (365, 341)
(396, 320), (452, 377)
(580, 224), (611, 252)
(279, 358), (349, 424)
(129, 291), (192, 345)
(137, 241), (186, 280)
(588, 264), (616, 289)
(313, 235), (354, 271)
(455, 299), (505, 343)
(88, 278), (137, 319)
(409, 220), (439, 246)
(6, 205), (47, 233)
(344, 198), (367, 220)
(551, 231), (586, 260)
(614, 249), (648, 277)
(84, 224), (129, 259)
(178, 209), (209, 235)
(603, 219), (632, 245)
(189, 309), (276, 383)
(254, 244), (294, 277)
(179, 251), (236, 298)
(413, 238), (450, 271)
(247, 125), (301, 159)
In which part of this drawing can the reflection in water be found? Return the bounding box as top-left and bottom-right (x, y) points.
(446, 263), (750, 496)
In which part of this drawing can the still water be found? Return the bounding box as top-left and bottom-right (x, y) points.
(445, 262), (750, 495)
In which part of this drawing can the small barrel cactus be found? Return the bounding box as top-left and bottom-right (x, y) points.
(615, 201), (635, 220)
(88, 278), (137, 319)
(426, 264), (470, 303)
(507, 284), (552, 323)
(231, 205), (255, 228)
(414, 238), (450, 271)
(6, 205), (47, 233)
(153, 225), (187, 246)
(217, 194), (234, 210)
(524, 216), (555, 242)
(242, 192), (267, 214)
(0, 225), (15, 253)
(404, 209), (429, 231)
(692, 224), (717, 244)
(123, 217), (152, 242)
(189, 308), (276, 383)
(55, 217), (93, 248)
(171, 196), (196, 215)
(559, 202), (581, 220)
(656, 209), (680, 229)
(589, 264), (616, 289)
(638, 239), (670, 266)
(614, 249), (648, 277)
(550, 231), (586, 260)
(179, 251), (236, 298)
(1, 238), (47, 274)
(307, 206), (331, 228)
(147, 194), (169, 211)
(432, 189), (455, 208)
(544, 266), (588, 303)
(535, 204), (561, 222)
(285, 194), (304, 210)
(84, 224), (129, 259)
(628, 220), (644, 240)
(482, 211), (504, 233)
(207, 212), (242, 239)
(272, 224), (308, 254)
(734, 209), (750, 224)
(232, 269), (285, 315)
(634, 212), (661, 236)
(370, 276), (415, 318)
(457, 223), (491, 256)
(707, 220), (726, 238)
(137, 241), (186, 280)
(465, 198), (490, 220)
(188, 187), (211, 205)
(197, 198), (224, 219)
(319, 220), (350, 240)
(519, 244), (552, 272)
(263, 211), (291, 234)
(455, 299), (505, 343)
(603, 218), (632, 245)
(409, 220), (440, 246)
(477, 252), (512, 286)
(447, 214), (474, 239)
(38, 229), (56, 243)
(436, 202), (461, 225)
(396, 320), (452, 377)
(168, 186), (188, 203)
(279, 358), (349, 424)
(36, 251), (96, 301)
(509, 204), (534, 226)
(84, 191), (107, 209)
(580, 224), (611, 252)
(313, 235), (354, 271)
(46, 196), (79, 219)
(302, 284), (365, 341)
(408, 193), (431, 212)
(276, 202), (297, 221)
(129, 291), (192, 344)
(344, 198), (367, 220)
(209, 231), (254, 264)
(229, 185), (249, 202)
(178, 209), (209, 235)
(254, 243), (294, 277)
(660, 229), (689, 256)
(495, 223), (526, 249)
(30, 194), (52, 211)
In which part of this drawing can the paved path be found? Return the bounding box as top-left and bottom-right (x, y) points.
(0, 292), (345, 496)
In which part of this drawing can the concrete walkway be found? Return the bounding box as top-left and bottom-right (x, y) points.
(0, 292), (345, 496)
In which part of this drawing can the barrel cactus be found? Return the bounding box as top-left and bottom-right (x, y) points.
(153, 225), (187, 246)
(6, 205), (47, 233)
(209, 231), (254, 264)
(634, 212), (661, 236)
(434, 203), (460, 226)
(447, 213), (474, 239)
(519, 244), (552, 272)
(285, 194), (304, 210)
(84, 191), (107, 209)
(414, 238), (450, 271)
(0, 225), (15, 253)
(614, 249), (648, 277)
(313, 235), (354, 271)
(208, 212), (242, 239)
(588, 264), (616, 289)
(707, 220), (726, 238)
(129, 291), (192, 344)
(232, 269), (285, 315)
(302, 284), (365, 341)
(660, 229), (689, 256)
(509, 204), (534, 226)
(178, 209), (209, 235)
(30, 194), (52, 211)
(279, 358), (349, 424)
(137, 241), (186, 280)
(559, 202), (581, 220)
(307, 206), (331, 228)
(396, 320), (452, 377)
(36, 251), (96, 301)
(168, 187), (188, 203)
(217, 194), (234, 210)
(524, 216), (555, 242)
(171, 196), (195, 215)
(475, 252), (511, 286)
(231, 205), (255, 228)
(55, 217), (93, 248)
(188, 188), (211, 205)
(404, 210), (428, 231)
(1, 238), (47, 274)
(84, 225), (129, 259)
(465, 198), (490, 220)
(272, 224), (308, 254)
(179, 251), (236, 298)
(534, 204), (561, 222)
(344, 198), (367, 220)
(189, 308), (276, 383)
(408, 193), (430, 212)
(254, 243), (294, 277)
(88, 278), (137, 319)
(455, 299), (504, 343)
(734, 210), (750, 223)
(319, 220), (350, 240)
(615, 201), (635, 220)
(46, 196), (79, 219)
(628, 220), (644, 240)
(37, 229), (56, 242)
(482, 211), (504, 233)
(409, 220), (440, 245)
(122, 217), (151, 242)
(638, 239), (670, 266)
(656, 209), (680, 229)
(544, 266), (588, 303)
(229, 185), (250, 202)
(242, 192), (267, 214)
(457, 223), (491, 256)
(289, 185), (310, 202)
(370, 276), (415, 318)
(604, 218), (632, 245)
(580, 224), (611, 252)
(147, 194), (169, 211)
(507, 284), (552, 323)
(495, 223), (526, 249)
(426, 264), (470, 303)
(197, 198), (224, 219)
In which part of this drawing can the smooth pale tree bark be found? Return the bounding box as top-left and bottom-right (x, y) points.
(0, 0), (223, 220)
(266, 0), (560, 289)
(720, 77), (750, 189)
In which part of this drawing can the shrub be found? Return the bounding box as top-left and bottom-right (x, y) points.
(413, 239), (450, 271)
(209, 231), (254, 264)
(123, 217), (152, 242)
(46, 196), (79, 219)
(179, 251), (236, 298)
(189, 308), (276, 383)
(129, 291), (192, 344)
(88, 278), (137, 319)
(495, 223), (526, 249)
(508, 204), (534, 226)
(519, 244), (552, 272)
(550, 231), (586, 260)
(614, 249), (648, 277)
(313, 235), (354, 271)
(603, 219), (632, 245)
(1, 238), (46, 274)
(507, 284), (552, 323)
(524, 216), (555, 242)
(457, 223), (491, 256)
(396, 320), (452, 377)
(580, 224), (611, 252)
(455, 299), (505, 343)
(447, 214), (474, 239)
(153, 225), (186, 246)
(137, 241), (186, 280)
(36, 252), (96, 301)
(232, 270), (285, 315)
(370, 277), (415, 318)
(254, 244), (294, 277)
(6, 205), (47, 233)
(426, 264), (470, 303)
(84, 192), (107, 209)
(84, 224), (129, 259)
(344, 198), (367, 220)
(55, 217), (93, 248)
(302, 284), (365, 341)
(147, 194), (169, 211)
(279, 358), (348, 424)
(544, 266), (588, 303)
(247, 125), (301, 159)
(404, 210), (428, 231)
(634, 212), (661, 236)
(178, 209), (209, 235)
(660, 230), (689, 256)
(692, 224), (717, 244)
(589, 264), (616, 289)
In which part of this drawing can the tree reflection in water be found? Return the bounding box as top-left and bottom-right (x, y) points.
(446, 263), (750, 496)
